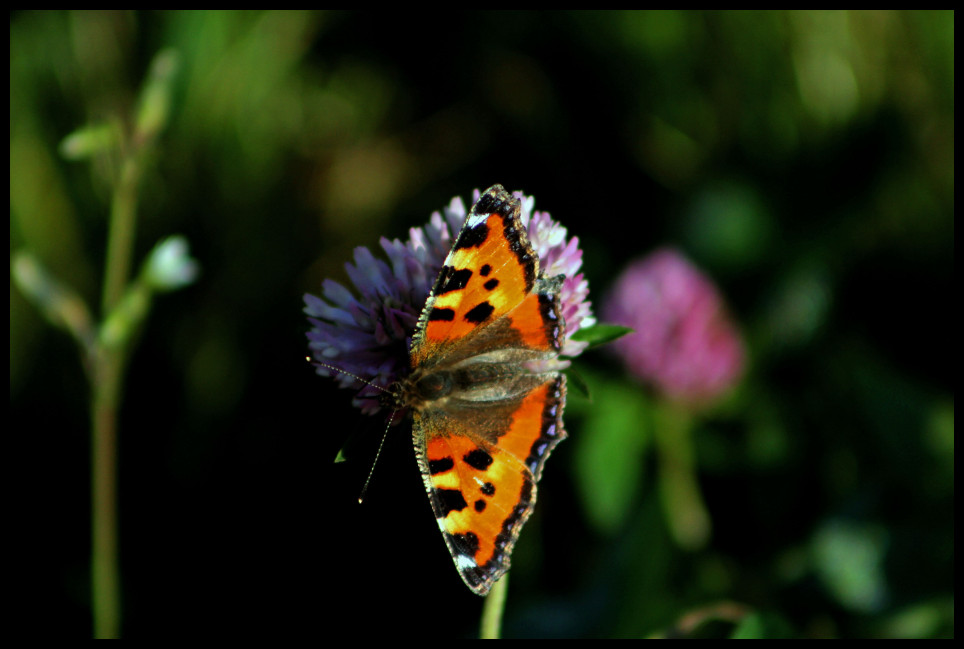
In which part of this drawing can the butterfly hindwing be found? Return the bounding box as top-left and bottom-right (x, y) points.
(415, 374), (566, 594)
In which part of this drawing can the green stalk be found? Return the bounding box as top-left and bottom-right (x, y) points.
(90, 345), (123, 638)
(654, 401), (711, 551)
(90, 133), (143, 641)
(101, 152), (143, 315)
(87, 48), (180, 639)
(480, 572), (509, 639)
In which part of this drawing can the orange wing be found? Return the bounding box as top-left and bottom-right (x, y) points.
(410, 186), (558, 368)
(416, 375), (566, 595)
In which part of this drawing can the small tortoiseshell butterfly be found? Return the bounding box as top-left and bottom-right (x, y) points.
(312, 185), (571, 595)
(396, 184), (568, 595)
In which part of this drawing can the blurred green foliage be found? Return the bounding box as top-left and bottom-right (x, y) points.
(10, 10), (953, 638)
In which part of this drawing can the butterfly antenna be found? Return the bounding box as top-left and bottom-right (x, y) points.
(357, 408), (399, 504)
(307, 357), (393, 396)
(306, 356), (399, 504)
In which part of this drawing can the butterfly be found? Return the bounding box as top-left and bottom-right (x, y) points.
(395, 184), (568, 595)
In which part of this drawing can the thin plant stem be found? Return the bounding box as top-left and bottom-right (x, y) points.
(102, 151), (143, 314)
(654, 401), (711, 551)
(89, 143), (144, 639)
(90, 346), (124, 638)
(86, 49), (181, 638)
(480, 572), (509, 639)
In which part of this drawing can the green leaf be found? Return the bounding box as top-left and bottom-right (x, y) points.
(135, 48), (180, 142)
(729, 612), (766, 639)
(812, 519), (889, 613)
(99, 282), (150, 350)
(572, 374), (651, 533)
(11, 251), (94, 350)
(570, 323), (633, 348)
(565, 365), (592, 399)
(59, 122), (121, 160)
(333, 426), (368, 465)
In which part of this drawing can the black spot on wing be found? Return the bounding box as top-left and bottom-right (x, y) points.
(436, 488), (468, 517)
(464, 301), (495, 324)
(428, 307), (455, 322)
(463, 448), (493, 471)
(428, 456), (454, 475)
(454, 222), (489, 251)
(451, 531), (480, 556)
(437, 266), (472, 295)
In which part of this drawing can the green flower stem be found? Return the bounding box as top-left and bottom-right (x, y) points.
(88, 150), (146, 640)
(101, 47), (178, 314)
(654, 401), (711, 551)
(86, 51), (180, 638)
(87, 135), (145, 640)
(91, 344), (125, 639)
(102, 152), (144, 315)
(480, 571), (509, 639)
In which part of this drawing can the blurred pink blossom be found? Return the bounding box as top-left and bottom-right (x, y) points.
(602, 248), (744, 403)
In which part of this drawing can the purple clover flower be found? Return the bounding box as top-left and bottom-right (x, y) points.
(305, 187), (594, 415)
(602, 248), (744, 404)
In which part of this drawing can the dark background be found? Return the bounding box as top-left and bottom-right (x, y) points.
(10, 11), (953, 638)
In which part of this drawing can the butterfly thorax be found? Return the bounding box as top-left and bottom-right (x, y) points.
(397, 348), (563, 413)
